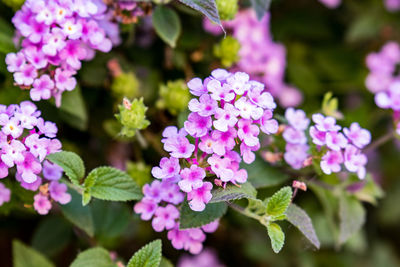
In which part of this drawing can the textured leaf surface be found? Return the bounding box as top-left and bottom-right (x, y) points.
(83, 167), (142, 205)
(180, 201), (227, 229)
(266, 187), (292, 217)
(267, 223), (285, 253)
(152, 5), (181, 47)
(46, 151), (85, 186)
(60, 190), (94, 237)
(286, 204), (320, 249)
(244, 157), (290, 188)
(178, 0), (220, 25)
(210, 182), (256, 203)
(70, 247), (116, 267)
(127, 239), (162, 267)
(339, 195), (366, 245)
(59, 86), (88, 131)
(13, 240), (55, 267)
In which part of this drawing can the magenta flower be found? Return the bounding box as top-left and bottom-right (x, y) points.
(237, 119), (260, 147)
(213, 104), (239, 132)
(49, 181), (71, 204)
(312, 114), (341, 132)
(343, 123), (371, 149)
(385, 0), (400, 12)
(1, 140), (25, 167)
(37, 118), (58, 138)
(151, 157), (180, 179)
(54, 68), (76, 91)
(283, 127), (307, 145)
(6, 52), (26, 72)
(318, 0), (341, 8)
(0, 117), (23, 138)
(248, 86), (276, 110)
(184, 112), (212, 138)
(178, 165), (206, 193)
(14, 64), (37, 86)
(187, 77), (207, 96)
(188, 94), (218, 117)
(161, 127), (195, 158)
(344, 145), (368, 179)
(198, 134), (215, 154)
(207, 79), (235, 102)
(143, 180), (163, 203)
(152, 204), (180, 232)
(259, 109), (279, 135)
(33, 193), (52, 215)
(42, 160), (63, 180)
(0, 162), (9, 179)
(240, 142), (260, 164)
(320, 150), (343, 175)
(211, 128), (237, 156)
(31, 75), (54, 101)
(234, 97), (263, 120)
(160, 181), (184, 205)
(16, 173), (42, 191)
(61, 19), (83, 40)
(25, 134), (48, 162)
(226, 72), (250, 95)
(284, 143), (309, 170)
(16, 152), (42, 183)
(59, 40), (87, 69)
(42, 28), (67, 56)
(201, 220), (219, 233)
(211, 68), (230, 81)
(309, 126), (326, 146)
(134, 198), (158, 221)
(0, 183), (11, 206)
(187, 182), (213, 212)
(325, 132), (348, 151)
(207, 155), (234, 182)
(25, 46), (48, 69)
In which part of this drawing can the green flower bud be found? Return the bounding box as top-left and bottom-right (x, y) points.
(213, 36), (241, 68)
(2, 0), (25, 9)
(115, 98), (150, 138)
(126, 161), (151, 187)
(216, 0), (238, 21)
(156, 80), (190, 116)
(111, 72), (140, 101)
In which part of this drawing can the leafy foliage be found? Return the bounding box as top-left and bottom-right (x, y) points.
(339, 194), (366, 245)
(267, 223), (285, 253)
(178, 0), (221, 25)
(210, 182), (257, 203)
(46, 151), (85, 186)
(127, 239), (162, 267)
(266, 186), (292, 217)
(152, 5), (181, 48)
(180, 201), (227, 229)
(13, 240), (55, 267)
(70, 247), (116, 267)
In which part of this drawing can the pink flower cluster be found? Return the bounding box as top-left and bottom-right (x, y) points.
(134, 69), (279, 253)
(177, 248), (225, 267)
(310, 114), (371, 179)
(0, 101), (70, 214)
(283, 108), (310, 170)
(365, 42), (400, 134)
(203, 10), (302, 108)
(384, 0), (400, 12)
(5, 0), (120, 106)
(318, 0), (341, 8)
(133, 178), (219, 254)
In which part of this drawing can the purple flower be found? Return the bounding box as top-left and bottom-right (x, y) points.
(6, 52), (26, 72)
(54, 68), (76, 91)
(344, 145), (367, 179)
(14, 101), (39, 129)
(237, 119), (260, 147)
(187, 78), (207, 96)
(178, 165), (206, 193)
(24, 134), (48, 162)
(285, 108), (309, 130)
(309, 126), (326, 146)
(14, 64), (37, 86)
(16, 173), (42, 191)
(325, 132), (348, 151)
(385, 0), (400, 12)
(49, 181), (71, 204)
(187, 182), (213, 212)
(213, 104), (239, 132)
(143, 180), (163, 203)
(42, 160), (63, 180)
(16, 152), (42, 183)
(188, 94), (218, 117)
(226, 72), (250, 95)
(343, 123), (371, 149)
(211, 128), (237, 156)
(42, 28), (67, 56)
(134, 198), (158, 220)
(160, 181), (184, 205)
(201, 220), (219, 233)
(151, 157), (180, 179)
(247, 86), (276, 110)
(0, 117), (23, 138)
(207, 155), (234, 182)
(152, 204), (180, 232)
(33, 193), (52, 215)
(162, 127), (195, 158)
(240, 143), (260, 164)
(211, 68), (230, 81)
(312, 114), (341, 132)
(259, 110), (278, 135)
(1, 140), (25, 167)
(177, 248), (224, 267)
(184, 112), (212, 138)
(198, 134), (215, 154)
(0, 162), (9, 179)
(0, 183), (11, 206)
(284, 143), (309, 170)
(31, 75), (54, 101)
(36, 118), (58, 138)
(59, 40), (87, 69)
(283, 127), (307, 145)
(24, 46), (48, 69)
(320, 150), (343, 175)
(207, 79), (235, 102)
(318, 0), (341, 8)
(234, 97), (263, 120)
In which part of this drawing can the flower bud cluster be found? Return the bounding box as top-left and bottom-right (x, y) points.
(0, 101), (70, 214)
(156, 80), (190, 116)
(115, 98), (150, 138)
(6, 0), (120, 106)
(203, 10), (302, 107)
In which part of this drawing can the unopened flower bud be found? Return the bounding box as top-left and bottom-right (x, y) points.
(156, 80), (190, 115)
(213, 36), (240, 68)
(115, 98), (150, 138)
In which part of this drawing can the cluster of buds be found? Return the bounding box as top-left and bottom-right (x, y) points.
(115, 98), (150, 138)
(6, 0), (120, 106)
(0, 101), (70, 214)
(156, 80), (190, 116)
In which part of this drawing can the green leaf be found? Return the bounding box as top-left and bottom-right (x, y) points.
(46, 151), (85, 186)
(83, 166), (142, 205)
(159, 257), (173, 267)
(59, 86), (88, 131)
(60, 190), (94, 237)
(70, 247), (116, 267)
(179, 201), (227, 229)
(338, 194), (366, 245)
(286, 204), (320, 249)
(267, 223), (285, 253)
(178, 0), (221, 25)
(127, 239), (162, 267)
(31, 216), (72, 257)
(210, 182), (257, 203)
(152, 5), (181, 48)
(13, 240), (55, 267)
(243, 157), (290, 189)
(250, 0), (271, 20)
(266, 187), (292, 217)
